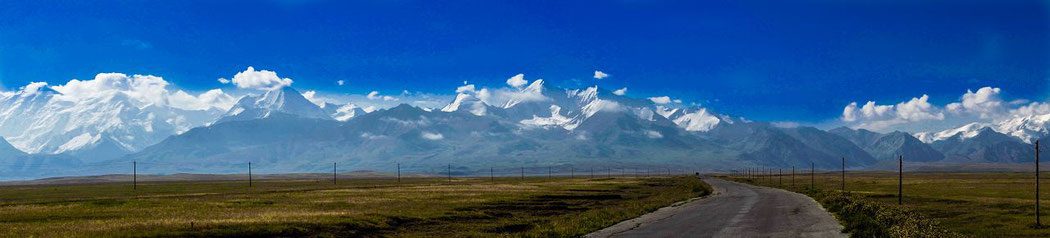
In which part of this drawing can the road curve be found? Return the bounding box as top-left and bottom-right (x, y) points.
(587, 178), (846, 238)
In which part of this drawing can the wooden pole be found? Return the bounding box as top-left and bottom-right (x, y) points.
(810, 162), (814, 190)
(1037, 140), (1041, 226)
(447, 164), (451, 183)
(133, 161), (138, 189)
(249, 162), (252, 188)
(397, 163), (401, 183)
(333, 162), (337, 185)
(899, 155), (903, 205)
(841, 157), (846, 192)
(490, 167), (494, 182)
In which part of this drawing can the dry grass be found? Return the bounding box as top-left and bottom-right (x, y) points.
(0, 176), (709, 237)
(729, 171), (1050, 237)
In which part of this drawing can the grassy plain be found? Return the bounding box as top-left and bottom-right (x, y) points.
(731, 171), (1050, 237)
(0, 175), (709, 237)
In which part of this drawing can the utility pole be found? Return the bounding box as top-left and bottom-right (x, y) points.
(779, 168), (782, 186)
(249, 162), (252, 188)
(1037, 141), (1042, 226)
(133, 161), (137, 191)
(841, 157), (846, 192)
(521, 166), (525, 180)
(447, 164), (451, 183)
(591, 167), (594, 179)
(397, 163), (401, 183)
(898, 155), (903, 205)
(810, 162), (814, 190)
(792, 166), (795, 188)
(490, 167), (494, 182)
(333, 162), (337, 185)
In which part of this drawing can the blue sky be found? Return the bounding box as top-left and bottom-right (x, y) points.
(1, 0), (1048, 127)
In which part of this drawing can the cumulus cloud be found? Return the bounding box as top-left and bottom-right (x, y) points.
(367, 91), (397, 101)
(649, 96), (672, 104)
(337, 80), (345, 86)
(840, 94), (944, 130)
(229, 66), (293, 90)
(593, 70), (609, 79)
(505, 74), (528, 88)
(421, 131), (444, 140)
(945, 87), (1004, 118)
(217, 78), (230, 84)
(613, 87), (627, 96)
(47, 73), (235, 111)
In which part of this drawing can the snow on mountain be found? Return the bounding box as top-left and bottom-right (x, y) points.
(217, 87), (332, 123)
(321, 102), (368, 121)
(442, 79), (725, 132)
(441, 93), (488, 116)
(993, 114), (1050, 143)
(0, 74), (229, 160)
(914, 122), (991, 143)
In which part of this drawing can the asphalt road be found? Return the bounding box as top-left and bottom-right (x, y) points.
(587, 178), (846, 238)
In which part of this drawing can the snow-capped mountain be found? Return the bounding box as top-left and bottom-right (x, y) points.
(217, 87), (332, 123)
(915, 113), (1050, 145)
(0, 78), (225, 161)
(914, 122), (992, 143)
(445, 79), (726, 132)
(321, 102), (369, 121)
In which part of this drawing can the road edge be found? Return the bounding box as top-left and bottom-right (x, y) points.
(584, 177), (721, 238)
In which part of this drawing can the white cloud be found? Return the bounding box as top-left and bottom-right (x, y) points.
(168, 89), (237, 111)
(456, 84), (476, 94)
(48, 73), (235, 111)
(337, 80), (345, 86)
(229, 66), (293, 90)
(505, 73), (528, 88)
(946, 87), (1004, 118)
(217, 78), (230, 84)
(648, 96), (672, 104)
(19, 82), (48, 95)
(594, 70), (609, 79)
(302, 90), (325, 106)
(366, 91), (398, 101)
(613, 87), (627, 96)
(840, 94), (945, 131)
(421, 131), (444, 140)
(644, 130), (663, 139)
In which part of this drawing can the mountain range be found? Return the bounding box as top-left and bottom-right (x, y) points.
(0, 82), (1044, 179)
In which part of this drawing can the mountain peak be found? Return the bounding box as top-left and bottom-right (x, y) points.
(218, 87), (332, 123)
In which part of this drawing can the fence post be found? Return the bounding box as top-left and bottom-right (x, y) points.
(133, 161), (137, 191)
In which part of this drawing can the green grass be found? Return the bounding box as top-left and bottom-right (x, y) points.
(0, 176), (710, 237)
(728, 171), (1050, 237)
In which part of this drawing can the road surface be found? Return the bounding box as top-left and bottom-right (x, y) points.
(587, 178), (846, 238)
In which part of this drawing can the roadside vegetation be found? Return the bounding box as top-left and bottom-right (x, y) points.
(0, 175), (709, 237)
(728, 171), (1050, 237)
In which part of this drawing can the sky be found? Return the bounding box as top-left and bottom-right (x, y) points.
(1, 0), (1048, 133)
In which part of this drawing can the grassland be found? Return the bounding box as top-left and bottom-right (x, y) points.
(0, 175), (709, 237)
(729, 171), (1050, 237)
